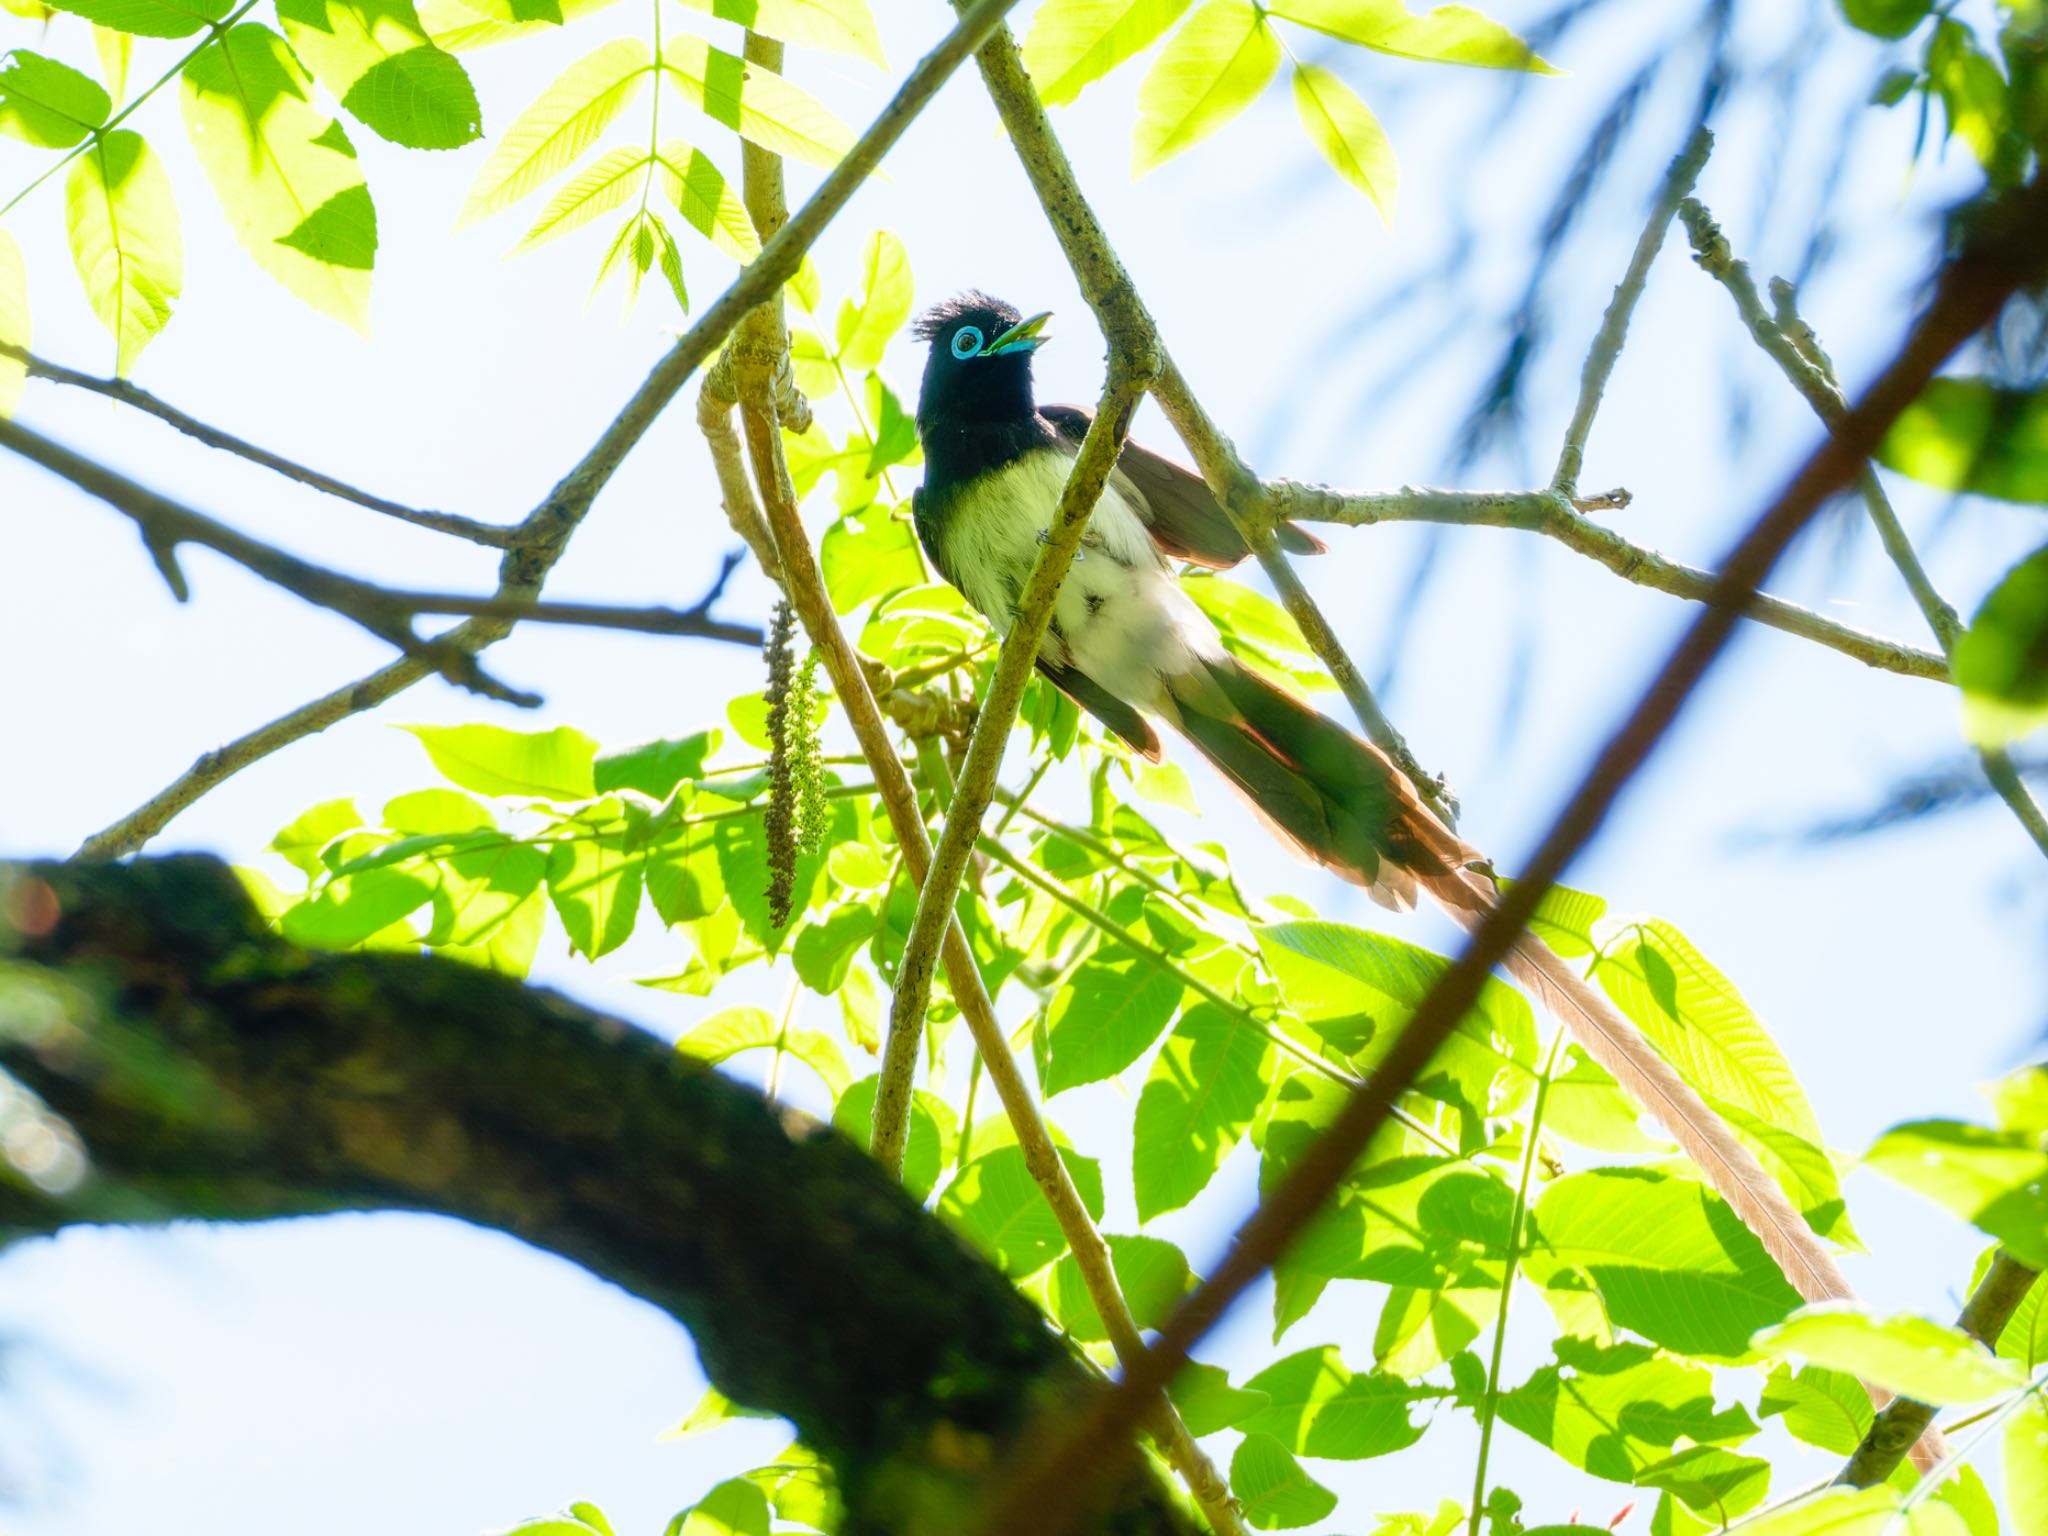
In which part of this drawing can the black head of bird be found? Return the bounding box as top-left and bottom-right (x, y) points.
(912, 291), (1052, 439)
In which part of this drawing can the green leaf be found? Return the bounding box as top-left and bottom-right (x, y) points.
(2008, 1392), (2048, 1536)
(546, 834), (642, 958)
(589, 207), (684, 312)
(678, 1005), (851, 1097)
(1267, 0), (1556, 70)
(64, 131), (181, 375)
(516, 144), (649, 250)
(1524, 882), (1610, 959)
(179, 25), (376, 330)
(275, 0), (480, 149)
(674, 1478), (771, 1536)
(459, 39), (649, 223)
(938, 1143), (1103, 1276)
(1132, 0), (1280, 174)
(833, 229), (911, 370)
(1132, 1002), (1272, 1220)
(660, 34), (853, 167)
(821, 505), (925, 612)
(594, 732), (717, 798)
(270, 798), (366, 877)
(1024, 0), (1192, 106)
(792, 901), (876, 995)
(1594, 920), (1824, 1145)
(1545, 1046), (1666, 1153)
(1043, 950), (1184, 1094)
(1720, 1488), (1904, 1536)
(1241, 1346), (1427, 1459)
(282, 865), (434, 946)
(1289, 63), (1396, 222)
(1526, 1169), (1803, 1358)
(1954, 543), (2048, 747)
(673, 0), (883, 65)
(1257, 920), (1534, 1117)
(1047, 1233), (1192, 1342)
(1376, 1280), (1498, 1374)
(1865, 1117), (2048, 1268)
(1878, 379), (2048, 505)
(428, 840), (546, 957)
(1168, 1361), (1269, 1436)
(832, 1076), (954, 1202)
(643, 824), (725, 925)
(403, 722), (597, 799)
(385, 788), (493, 833)
(43, 0), (229, 38)
(1502, 1340), (1758, 1485)
(1926, 20), (2008, 170)
(0, 228), (25, 418)
(1839, 0), (1932, 40)
(0, 50), (110, 147)
(654, 141), (756, 261)
(1634, 1446), (1771, 1520)
(660, 1386), (778, 1439)
(1757, 1362), (1873, 1454)
(1182, 570), (1336, 693)
(1756, 1306), (2027, 1405)
(1230, 1432), (1337, 1530)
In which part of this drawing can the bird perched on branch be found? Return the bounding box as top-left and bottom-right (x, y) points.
(910, 292), (1917, 1422)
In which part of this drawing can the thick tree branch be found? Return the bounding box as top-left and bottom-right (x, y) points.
(1841, 1250), (2041, 1487)
(979, 173), (2048, 1536)
(1272, 481), (1948, 681)
(0, 855), (1195, 1536)
(72, 0), (1027, 861)
(875, 363), (1150, 1175)
(1678, 202), (2048, 860)
(0, 341), (514, 547)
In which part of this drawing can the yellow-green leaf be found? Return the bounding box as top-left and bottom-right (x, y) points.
(591, 207), (687, 313)
(674, 0), (883, 66)
(0, 228), (26, 417)
(459, 38), (650, 224)
(180, 24), (376, 331)
(1955, 543), (2048, 746)
(2008, 1392), (2048, 1536)
(1133, 0), (1280, 173)
(402, 722), (597, 799)
(42, 0), (231, 39)
(93, 25), (131, 97)
(516, 145), (649, 250)
(1755, 1305), (2027, 1406)
(1024, 0), (1192, 106)
(654, 140), (757, 260)
(1266, 0), (1557, 73)
(661, 33), (854, 168)
(276, 0), (481, 150)
(419, 0), (616, 51)
(834, 228), (911, 370)
(1289, 62), (1396, 222)
(65, 130), (182, 375)
(0, 49), (111, 148)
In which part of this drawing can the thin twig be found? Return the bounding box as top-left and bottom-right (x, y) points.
(72, 0), (1027, 860)
(873, 363), (1149, 1174)
(1840, 1251), (2042, 1487)
(1679, 207), (2048, 860)
(953, 10), (1459, 825)
(1553, 126), (1714, 496)
(1271, 481), (1948, 681)
(974, 168), (2048, 1536)
(0, 341), (514, 547)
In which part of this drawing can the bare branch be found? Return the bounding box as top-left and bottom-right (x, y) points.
(72, 0), (1027, 860)
(0, 340), (515, 547)
(977, 170), (2048, 1536)
(1841, 1251), (2042, 1486)
(1271, 480), (1949, 681)
(1681, 200), (2048, 859)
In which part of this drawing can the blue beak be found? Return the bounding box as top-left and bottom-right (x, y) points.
(982, 311), (1052, 356)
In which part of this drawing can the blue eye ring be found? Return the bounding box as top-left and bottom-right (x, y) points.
(950, 325), (984, 360)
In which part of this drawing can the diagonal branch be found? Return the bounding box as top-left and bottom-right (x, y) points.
(975, 170), (2048, 1536)
(0, 340), (515, 548)
(1678, 201), (2048, 861)
(70, 0), (1027, 861)
(1272, 480), (1949, 680)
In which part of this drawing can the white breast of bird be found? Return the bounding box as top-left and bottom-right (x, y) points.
(943, 446), (1224, 714)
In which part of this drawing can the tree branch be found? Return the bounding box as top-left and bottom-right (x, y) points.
(1840, 1250), (2042, 1487)
(1678, 201), (2048, 860)
(951, 11), (1459, 823)
(978, 171), (2048, 1536)
(1270, 480), (1949, 681)
(71, 0), (1027, 860)
(0, 855), (1196, 1536)
(0, 341), (515, 547)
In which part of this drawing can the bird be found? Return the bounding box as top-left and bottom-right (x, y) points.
(908, 292), (1916, 1396)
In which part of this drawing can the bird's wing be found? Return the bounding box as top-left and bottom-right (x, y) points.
(1038, 404), (1325, 567)
(1035, 657), (1162, 761)
(910, 485), (958, 590)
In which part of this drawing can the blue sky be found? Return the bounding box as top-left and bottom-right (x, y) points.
(2, 1), (2044, 1532)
